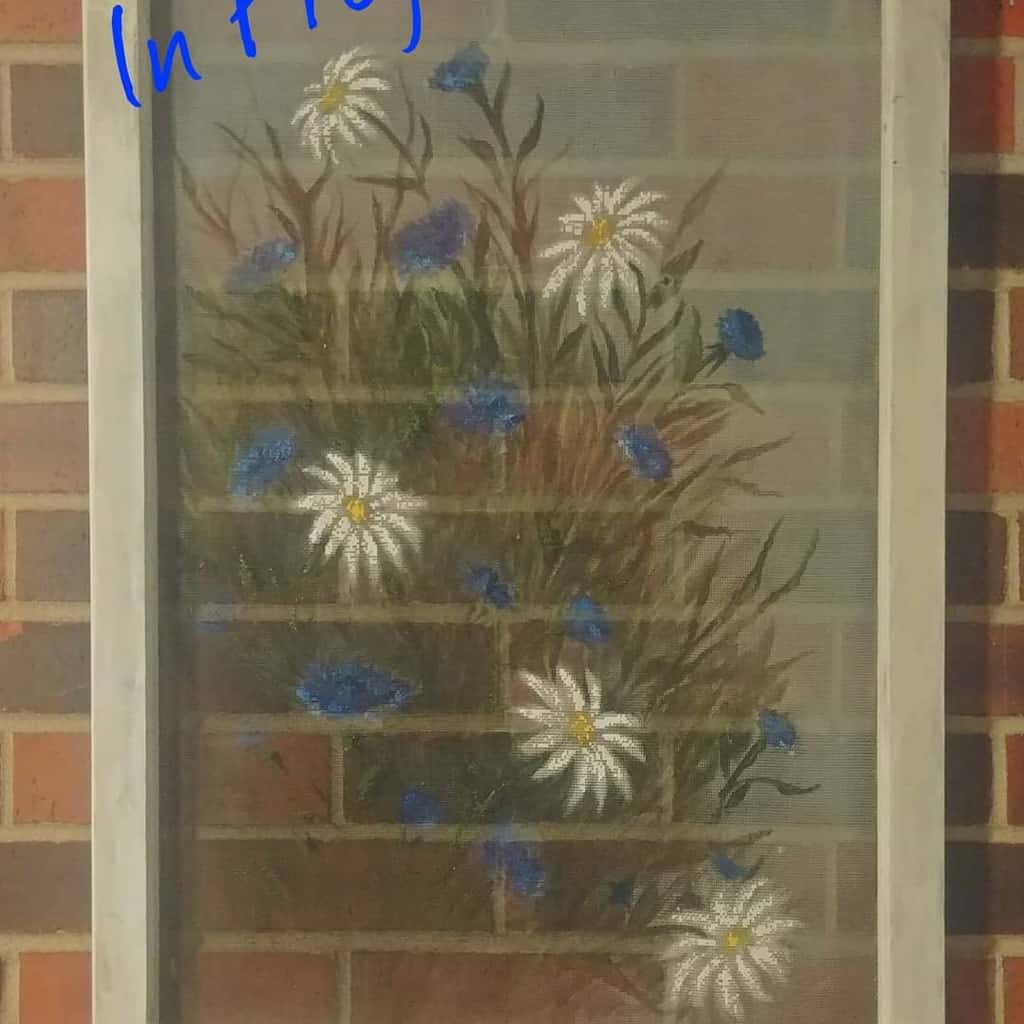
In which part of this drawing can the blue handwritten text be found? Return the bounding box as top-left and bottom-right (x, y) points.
(112, 0), (422, 108)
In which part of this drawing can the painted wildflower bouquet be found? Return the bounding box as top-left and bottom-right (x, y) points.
(180, 41), (822, 1023)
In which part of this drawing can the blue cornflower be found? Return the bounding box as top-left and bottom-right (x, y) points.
(608, 877), (636, 908)
(442, 378), (526, 436)
(295, 660), (413, 716)
(759, 709), (797, 751)
(717, 308), (765, 361)
(230, 426), (296, 498)
(482, 832), (546, 897)
(615, 424), (671, 481)
(565, 593), (611, 646)
(465, 564), (514, 609)
(430, 43), (490, 93)
(391, 199), (472, 277)
(226, 237), (298, 294)
(399, 786), (446, 826)
(711, 852), (752, 882)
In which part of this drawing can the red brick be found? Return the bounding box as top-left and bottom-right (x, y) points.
(198, 840), (491, 931)
(948, 400), (1024, 493)
(951, 58), (1015, 155)
(11, 65), (83, 158)
(947, 622), (1024, 715)
(20, 952), (90, 1024)
(0, 180), (84, 271)
(946, 509), (1008, 605)
(947, 843), (1024, 934)
(13, 732), (89, 824)
(0, 0), (81, 41)
(197, 953), (336, 1024)
(953, 0), (1024, 37)
(352, 953), (660, 1024)
(0, 842), (89, 931)
(949, 290), (995, 386)
(947, 957), (993, 1024)
(0, 623), (89, 713)
(950, 175), (1024, 269)
(15, 510), (89, 602)
(687, 176), (838, 272)
(947, 733), (993, 826)
(1007, 735), (1024, 825)
(682, 59), (877, 159)
(1006, 958), (1024, 1024)
(198, 733), (331, 826)
(0, 404), (88, 492)
(1011, 289), (1024, 380)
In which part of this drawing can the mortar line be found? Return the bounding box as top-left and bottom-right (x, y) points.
(0, 494), (89, 511)
(1006, 509), (1022, 607)
(0, 934), (90, 954)
(0, 383), (88, 403)
(337, 951), (352, 1024)
(0, 714), (89, 733)
(0, 65), (12, 160)
(0, 952), (18, 1024)
(992, 729), (1010, 828)
(199, 710), (876, 736)
(994, 287), (1012, 383)
(330, 734), (345, 826)
(0, 45), (82, 63)
(0, 290), (13, 383)
(0, 159), (85, 179)
(194, 821), (873, 843)
(0, 733), (12, 827)
(996, 950), (1006, 1024)
(2, 508), (14, 603)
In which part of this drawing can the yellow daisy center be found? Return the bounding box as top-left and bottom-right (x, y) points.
(319, 81), (350, 115)
(721, 926), (752, 952)
(566, 711), (596, 747)
(344, 497), (369, 524)
(583, 216), (615, 250)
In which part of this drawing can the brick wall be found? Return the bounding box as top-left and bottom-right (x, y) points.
(0, 0), (1011, 1022)
(947, 3), (1024, 1023)
(0, 0), (90, 1022)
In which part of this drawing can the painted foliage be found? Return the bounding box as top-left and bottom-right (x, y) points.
(177, 42), (826, 1022)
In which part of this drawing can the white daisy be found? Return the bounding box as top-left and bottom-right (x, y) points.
(656, 876), (801, 1021)
(293, 451), (426, 589)
(292, 48), (390, 162)
(540, 179), (668, 317)
(514, 665), (645, 815)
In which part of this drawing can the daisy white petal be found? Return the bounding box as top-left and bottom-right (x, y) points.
(564, 756), (591, 813)
(515, 706), (561, 726)
(557, 664), (587, 710)
(533, 745), (576, 781)
(595, 743), (633, 802)
(734, 953), (771, 1003)
(517, 670), (566, 710)
(519, 730), (563, 756)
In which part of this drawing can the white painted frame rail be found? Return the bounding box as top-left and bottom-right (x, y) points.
(84, 0), (949, 1021)
(876, 0), (949, 1022)
(85, 0), (160, 1021)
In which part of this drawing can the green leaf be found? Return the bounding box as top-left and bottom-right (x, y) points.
(460, 136), (499, 167)
(351, 175), (422, 191)
(662, 239), (703, 280)
(664, 165), (725, 255)
(723, 781), (752, 811)
(494, 62), (512, 122)
(744, 776), (821, 798)
(419, 114), (434, 170)
(517, 95), (545, 164)
(551, 323), (588, 369)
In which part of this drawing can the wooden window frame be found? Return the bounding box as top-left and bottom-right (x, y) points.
(84, 1), (950, 1020)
